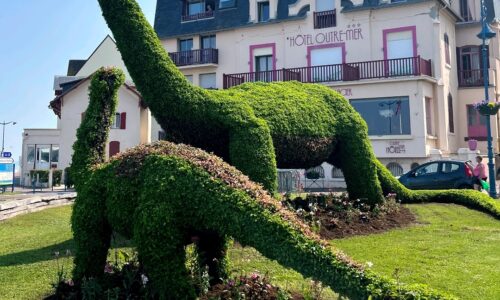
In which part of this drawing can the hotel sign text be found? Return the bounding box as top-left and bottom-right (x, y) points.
(287, 26), (364, 47)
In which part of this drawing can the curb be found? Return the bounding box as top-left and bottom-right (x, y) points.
(0, 193), (77, 221)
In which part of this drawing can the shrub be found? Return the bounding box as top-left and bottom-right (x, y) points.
(64, 167), (74, 188)
(30, 170), (49, 184)
(52, 170), (63, 186)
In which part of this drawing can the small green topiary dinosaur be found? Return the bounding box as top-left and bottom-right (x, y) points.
(71, 67), (456, 299)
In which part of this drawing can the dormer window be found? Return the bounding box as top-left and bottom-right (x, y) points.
(182, 0), (215, 21)
(258, 1), (270, 22)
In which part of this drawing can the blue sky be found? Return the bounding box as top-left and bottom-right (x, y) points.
(0, 0), (156, 164)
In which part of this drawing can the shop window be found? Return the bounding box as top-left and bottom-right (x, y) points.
(258, 1), (270, 22)
(27, 146), (35, 163)
(386, 162), (404, 177)
(51, 146), (59, 163)
(350, 96), (411, 136)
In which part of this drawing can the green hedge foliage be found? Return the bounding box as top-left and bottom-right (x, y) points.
(70, 66), (455, 299)
(73, 141), (455, 300)
(70, 67), (125, 187)
(30, 170), (49, 183)
(97, 0), (385, 206)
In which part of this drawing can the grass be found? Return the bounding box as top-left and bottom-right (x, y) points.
(332, 203), (500, 299)
(1, 203), (499, 299)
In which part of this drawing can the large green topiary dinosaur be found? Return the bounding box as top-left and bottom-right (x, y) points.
(96, 0), (500, 213)
(71, 67), (456, 299)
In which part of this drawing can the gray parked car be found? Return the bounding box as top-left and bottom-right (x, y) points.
(398, 160), (476, 190)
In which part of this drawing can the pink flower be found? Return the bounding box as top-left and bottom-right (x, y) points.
(65, 279), (74, 286)
(104, 262), (114, 274)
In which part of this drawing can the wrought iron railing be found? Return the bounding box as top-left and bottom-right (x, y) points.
(223, 56), (432, 89)
(313, 9), (336, 29)
(458, 69), (485, 87)
(169, 48), (218, 66)
(181, 10), (214, 22)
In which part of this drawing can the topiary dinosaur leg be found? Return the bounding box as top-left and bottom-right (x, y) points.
(134, 201), (197, 299)
(71, 177), (112, 282)
(228, 119), (277, 192)
(334, 118), (385, 207)
(195, 231), (230, 285)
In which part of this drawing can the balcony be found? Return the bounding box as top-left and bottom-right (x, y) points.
(459, 69), (485, 87)
(181, 10), (214, 22)
(223, 56), (432, 89)
(314, 9), (336, 29)
(169, 48), (218, 67)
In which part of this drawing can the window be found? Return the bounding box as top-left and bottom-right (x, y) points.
(158, 131), (166, 141)
(467, 105), (487, 138)
(331, 166), (344, 178)
(350, 97), (411, 136)
(219, 0), (236, 8)
(51, 146), (59, 163)
(460, 0), (473, 21)
(386, 162), (404, 176)
(448, 94), (455, 133)
(179, 38), (193, 52)
(186, 0), (204, 15)
(385, 29), (415, 75)
(109, 141), (120, 158)
(255, 55), (273, 81)
(185, 75), (193, 83)
(200, 73), (217, 89)
(27, 146), (35, 163)
(415, 163), (439, 176)
(458, 46), (485, 86)
(309, 46), (343, 82)
(444, 34), (450, 65)
(201, 35), (216, 49)
(258, 1), (270, 22)
(425, 97), (434, 136)
(111, 113), (121, 129)
(315, 0), (334, 12)
(441, 162), (460, 174)
(39, 146), (50, 163)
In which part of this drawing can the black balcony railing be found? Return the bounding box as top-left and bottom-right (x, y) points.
(314, 9), (336, 29)
(223, 56), (432, 89)
(169, 48), (218, 67)
(459, 69), (485, 87)
(181, 10), (214, 22)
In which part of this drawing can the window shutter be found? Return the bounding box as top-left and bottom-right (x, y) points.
(109, 141), (120, 158)
(120, 112), (127, 129)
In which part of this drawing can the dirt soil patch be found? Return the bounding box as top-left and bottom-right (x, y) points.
(318, 206), (416, 239)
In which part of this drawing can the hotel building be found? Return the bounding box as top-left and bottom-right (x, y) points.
(21, 0), (500, 189)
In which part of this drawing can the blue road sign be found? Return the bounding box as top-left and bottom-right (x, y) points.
(2, 152), (12, 158)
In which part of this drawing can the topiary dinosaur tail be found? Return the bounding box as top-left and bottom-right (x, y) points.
(376, 160), (500, 219)
(70, 67), (126, 187)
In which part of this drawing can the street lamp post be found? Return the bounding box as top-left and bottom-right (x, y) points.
(477, 0), (497, 198)
(0, 121), (16, 156)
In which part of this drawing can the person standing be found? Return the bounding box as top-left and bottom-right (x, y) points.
(473, 156), (487, 190)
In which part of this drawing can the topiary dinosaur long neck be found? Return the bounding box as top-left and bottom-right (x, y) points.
(97, 0), (202, 127)
(71, 67), (125, 187)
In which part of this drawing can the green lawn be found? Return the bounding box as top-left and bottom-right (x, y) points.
(332, 203), (500, 299)
(1, 204), (499, 299)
